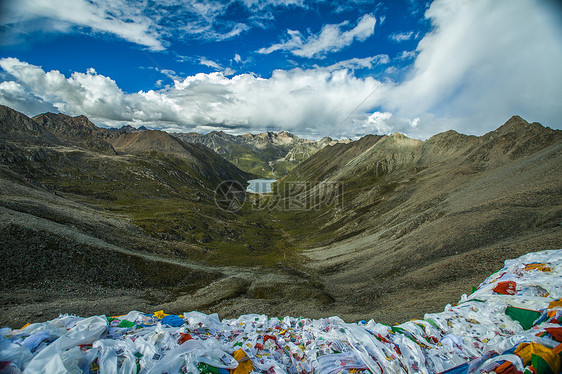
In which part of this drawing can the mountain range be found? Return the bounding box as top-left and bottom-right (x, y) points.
(272, 116), (561, 320)
(176, 131), (349, 177)
(0, 104), (560, 327)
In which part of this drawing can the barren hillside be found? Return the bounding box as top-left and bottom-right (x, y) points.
(0, 107), (560, 326)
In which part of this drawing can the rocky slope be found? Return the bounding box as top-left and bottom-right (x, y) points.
(273, 115), (561, 322)
(0, 106), (327, 327)
(32, 112), (117, 154)
(31, 112), (250, 185)
(0, 106), (560, 327)
(0, 106), (61, 147)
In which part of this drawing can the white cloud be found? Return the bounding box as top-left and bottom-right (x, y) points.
(0, 0), (327, 48)
(241, 0), (306, 9)
(168, 68), (384, 132)
(257, 30), (303, 55)
(0, 58), (384, 135)
(0, 58), (132, 121)
(396, 50), (417, 60)
(0, 80), (57, 114)
(180, 21), (250, 42)
(158, 69), (180, 80)
(363, 111), (393, 134)
(199, 58), (222, 70)
(1, 0), (380, 51)
(383, 0), (562, 137)
(223, 68), (236, 76)
(258, 14), (376, 58)
(323, 55), (390, 71)
(1, 0), (561, 140)
(389, 31), (414, 42)
(2, 0), (164, 50)
(198, 58), (236, 76)
(234, 54), (242, 63)
(384, 66), (399, 76)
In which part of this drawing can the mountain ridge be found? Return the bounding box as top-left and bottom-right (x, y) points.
(271, 115), (561, 321)
(32, 112), (117, 155)
(0, 105), (560, 326)
(176, 129), (351, 177)
(0, 105), (62, 146)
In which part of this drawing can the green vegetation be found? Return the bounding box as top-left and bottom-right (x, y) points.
(230, 147), (274, 177)
(23, 148), (296, 268)
(209, 143), (303, 178)
(269, 160), (298, 176)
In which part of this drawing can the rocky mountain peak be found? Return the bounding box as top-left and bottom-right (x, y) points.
(119, 125), (136, 133)
(504, 114), (526, 126)
(0, 105), (61, 145)
(277, 130), (295, 138)
(115, 124), (146, 133)
(0, 105), (35, 131)
(389, 132), (407, 139)
(493, 115), (548, 136)
(31, 112), (116, 154)
(256, 131), (273, 139)
(33, 112), (99, 132)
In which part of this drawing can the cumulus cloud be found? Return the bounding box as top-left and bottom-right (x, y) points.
(357, 112), (423, 137)
(0, 58), (139, 121)
(0, 58), (384, 135)
(1, 0), (561, 140)
(383, 0), (562, 136)
(0, 80), (57, 114)
(258, 14), (376, 58)
(363, 111), (393, 134)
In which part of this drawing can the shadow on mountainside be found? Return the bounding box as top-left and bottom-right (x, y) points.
(0, 106), (560, 326)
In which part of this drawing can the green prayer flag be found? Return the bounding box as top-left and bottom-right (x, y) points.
(505, 306), (541, 330)
(117, 319), (136, 328)
(531, 354), (555, 374)
(197, 362), (220, 374)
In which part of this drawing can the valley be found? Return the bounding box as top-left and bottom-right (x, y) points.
(0, 105), (560, 328)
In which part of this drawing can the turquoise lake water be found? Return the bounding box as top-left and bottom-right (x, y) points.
(246, 178), (276, 194)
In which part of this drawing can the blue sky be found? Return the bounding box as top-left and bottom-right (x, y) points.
(0, 0), (561, 139)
